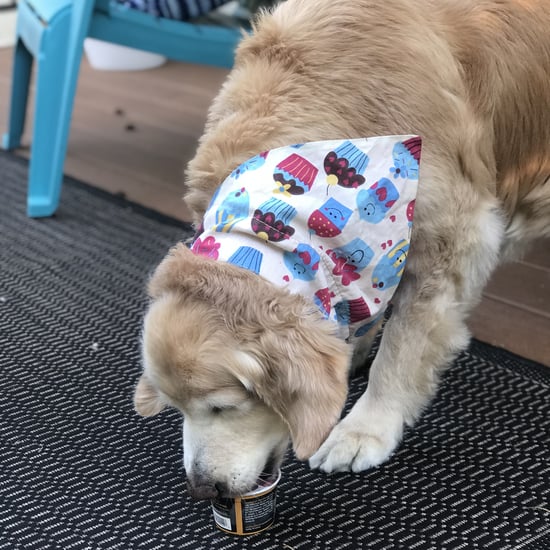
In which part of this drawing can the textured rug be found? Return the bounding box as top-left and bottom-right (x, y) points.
(1, 151), (549, 550)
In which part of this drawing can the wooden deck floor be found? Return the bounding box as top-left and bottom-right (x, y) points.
(1, 47), (548, 365)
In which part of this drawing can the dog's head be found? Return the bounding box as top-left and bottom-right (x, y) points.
(134, 244), (351, 499)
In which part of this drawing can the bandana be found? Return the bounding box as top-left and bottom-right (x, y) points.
(191, 135), (421, 342)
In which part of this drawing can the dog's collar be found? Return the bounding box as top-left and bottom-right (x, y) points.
(191, 136), (421, 342)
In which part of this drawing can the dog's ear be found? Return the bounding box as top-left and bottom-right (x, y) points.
(277, 341), (349, 460)
(147, 243), (200, 299)
(237, 324), (350, 460)
(134, 374), (166, 416)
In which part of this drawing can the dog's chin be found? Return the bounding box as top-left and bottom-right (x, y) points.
(254, 447), (285, 488)
(222, 476), (276, 498)
(222, 443), (288, 497)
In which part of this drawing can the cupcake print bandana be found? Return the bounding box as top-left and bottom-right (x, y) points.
(191, 135), (421, 342)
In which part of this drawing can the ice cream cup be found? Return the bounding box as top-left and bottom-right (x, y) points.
(211, 470), (281, 535)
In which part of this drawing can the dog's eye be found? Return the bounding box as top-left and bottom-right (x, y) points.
(211, 405), (237, 415)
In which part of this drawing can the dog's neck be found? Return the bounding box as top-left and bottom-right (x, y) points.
(191, 136), (420, 342)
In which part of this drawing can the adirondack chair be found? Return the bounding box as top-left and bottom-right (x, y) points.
(2, 0), (245, 216)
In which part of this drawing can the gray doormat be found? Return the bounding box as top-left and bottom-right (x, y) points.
(1, 151), (549, 550)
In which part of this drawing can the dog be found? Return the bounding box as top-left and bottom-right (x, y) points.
(134, 0), (550, 500)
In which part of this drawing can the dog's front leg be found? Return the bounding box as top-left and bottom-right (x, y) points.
(310, 199), (505, 473)
(310, 288), (470, 472)
(350, 316), (385, 373)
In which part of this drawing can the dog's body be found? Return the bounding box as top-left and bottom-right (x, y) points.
(135, 0), (550, 499)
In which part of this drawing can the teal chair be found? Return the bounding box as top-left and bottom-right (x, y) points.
(2, 0), (245, 217)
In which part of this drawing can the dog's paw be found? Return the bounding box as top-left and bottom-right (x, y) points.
(309, 410), (403, 473)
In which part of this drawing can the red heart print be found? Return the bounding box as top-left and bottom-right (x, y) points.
(376, 187), (388, 201)
(283, 275), (290, 282)
(298, 250), (312, 265)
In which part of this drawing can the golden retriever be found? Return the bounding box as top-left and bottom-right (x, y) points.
(134, 0), (550, 500)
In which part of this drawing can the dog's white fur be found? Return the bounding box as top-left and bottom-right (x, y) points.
(135, 0), (550, 499)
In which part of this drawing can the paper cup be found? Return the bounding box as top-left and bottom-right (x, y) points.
(211, 470), (281, 535)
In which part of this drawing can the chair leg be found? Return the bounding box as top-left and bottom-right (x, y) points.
(2, 38), (33, 151)
(27, 0), (95, 217)
(25, 8), (73, 217)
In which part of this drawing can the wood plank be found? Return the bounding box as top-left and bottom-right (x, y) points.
(521, 238), (550, 270)
(0, 50), (228, 221)
(468, 295), (550, 366)
(483, 261), (550, 316)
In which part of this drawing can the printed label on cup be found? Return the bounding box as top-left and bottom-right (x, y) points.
(211, 470), (280, 535)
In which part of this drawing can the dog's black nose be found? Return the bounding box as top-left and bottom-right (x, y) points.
(186, 479), (219, 500)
